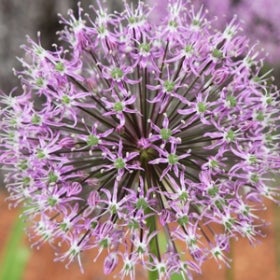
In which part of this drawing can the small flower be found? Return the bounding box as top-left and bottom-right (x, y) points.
(1, 1), (280, 280)
(152, 0), (280, 64)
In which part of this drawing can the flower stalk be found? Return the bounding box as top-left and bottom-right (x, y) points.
(147, 213), (160, 280)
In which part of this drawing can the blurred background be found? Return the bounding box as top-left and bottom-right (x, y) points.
(0, 0), (280, 279)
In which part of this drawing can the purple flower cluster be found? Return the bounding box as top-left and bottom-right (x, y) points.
(1, 1), (280, 279)
(203, 0), (280, 64)
(151, 0), (280, 64)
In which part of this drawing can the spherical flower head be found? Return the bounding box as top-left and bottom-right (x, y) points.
(1, 0), (280, 279)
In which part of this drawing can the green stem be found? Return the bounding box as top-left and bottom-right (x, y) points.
(226, 239), (234, 280)
(0, 215), (30, 280)
(146, 213), (160, 280)
(145, 212), (187, 280)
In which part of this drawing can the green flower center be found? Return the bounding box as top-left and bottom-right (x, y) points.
(136, 197), (148, 210)
(225, 129), (235, 142)
(160, 128), (172, 140)
(168, 154), (179, 164)
(137, 246), (145, 254)
(192, 19), (201, 27)
(61, 95), (71, 105)
(265, 133), (273, 143)
(99, 238), (109, 248)
(87, 135), (100, 146)
(128, 219), (139, 229)
(113, 101), (124, 112)
(248, 155), (257, 164)
(37, 149), (46, 159)
(110, 204), (118, 214)
(36, 77), (44, 87)
(139, 43), (150, 53)
(23, 176), (31, 185)
(265, 95), (272, 105)
(177, 215), (189, 226)
(8, 131), (15, 140)
(48, 197), (58, 207)
(179, 191), (188, 202)
(209, 159), (219, 169)
(163, 80), (175, 92)
(55, 62), (65, 72)
(98, 25), (106, 34)
(168, 20), (178, 28)
(32, 114), (41, 125)
(224, 218), (235, 231)
(208, 186), (219, 197)
(226, 95), (237, 107)
(256, 111), (265, 121)
(197, 102), (207, 113)
(250, 173), (259, 183)
(111, 68), (123, 80)
(114, 157), (126, 169)
(48, 171), (58, 183)
(185, 44), (194, 54)
(18, 160), (28, 170)
(60, 222), (70, 232)
(128, 16), (137, 24)
(212, 48), (223, 59)
(215, 199), (225, 210)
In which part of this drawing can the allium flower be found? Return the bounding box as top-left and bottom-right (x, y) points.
(1, 1), (280, 279)
(151, 0), (280, 64)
